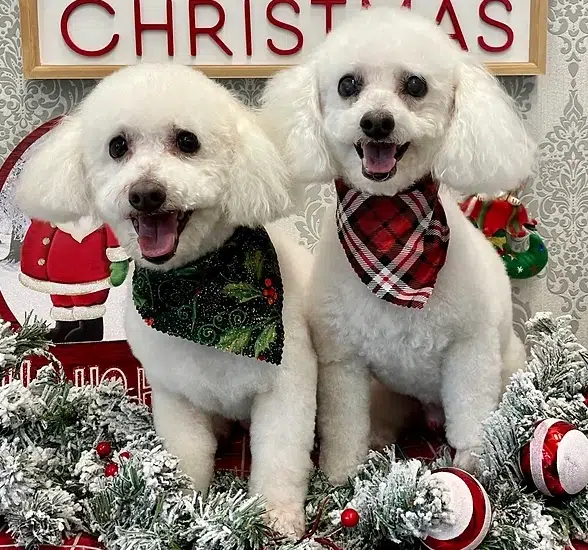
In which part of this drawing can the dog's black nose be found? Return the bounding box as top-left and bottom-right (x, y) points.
(129, 181), (166, 213)
(360, 110), (395, 140)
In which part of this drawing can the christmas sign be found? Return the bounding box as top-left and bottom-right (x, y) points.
(19, 0), (548, 79)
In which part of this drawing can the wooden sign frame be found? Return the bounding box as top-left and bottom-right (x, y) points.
(20, 0), (548, 79)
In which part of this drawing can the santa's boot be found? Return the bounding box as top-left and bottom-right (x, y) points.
(65, 318), (104, 343)
(49, 321), (80, 343)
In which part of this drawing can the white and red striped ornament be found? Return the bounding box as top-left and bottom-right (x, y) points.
(520, 419), (588, 497)
(567, 541), (588, 550)
(423, 468), (491, 550)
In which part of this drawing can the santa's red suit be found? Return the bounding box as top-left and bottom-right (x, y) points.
(19, 218), (128, 323)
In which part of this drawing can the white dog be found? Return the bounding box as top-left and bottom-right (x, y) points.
(16, 64), (317, 536)
(260, 7), (534, 481)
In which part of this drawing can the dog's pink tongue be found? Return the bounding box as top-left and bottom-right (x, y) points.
(137, 213), (178, 259)
(363, 142), (398, 174)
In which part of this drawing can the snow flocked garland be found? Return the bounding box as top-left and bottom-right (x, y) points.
(1, 313), (588, 550)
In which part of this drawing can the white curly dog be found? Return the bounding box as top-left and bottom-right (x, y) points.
(260, 7), (535, 482)
(17, 64), (317, 536)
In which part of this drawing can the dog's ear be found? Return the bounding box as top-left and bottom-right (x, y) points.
(260, 64), (334, 183)
(432, 63), (536, 194)
(225, 113), (292, 227)
(16, 115), (92, 222)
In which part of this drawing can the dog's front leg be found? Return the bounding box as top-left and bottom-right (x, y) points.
(249, 338), (317, 538)
(151, 385), (217, 494)
(318, 357), (371, 485)
(441, 332), (502, 473)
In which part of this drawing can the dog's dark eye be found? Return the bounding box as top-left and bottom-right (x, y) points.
(176, 131), (200, 154)
(405, 75), (428, 98)
(338, 74), (362, 99)
(109, 135), (128, 160)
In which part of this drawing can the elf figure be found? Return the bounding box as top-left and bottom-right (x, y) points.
(19, 216), (130, 343)
(460, 192), (548, 279)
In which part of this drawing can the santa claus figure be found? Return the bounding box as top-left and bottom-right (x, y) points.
(19, 216), (130, 343)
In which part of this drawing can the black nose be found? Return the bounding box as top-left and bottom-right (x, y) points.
(360, 110), (395, 140)
(128, 181), (166, 213)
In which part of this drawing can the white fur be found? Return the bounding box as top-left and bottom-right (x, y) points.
(16, 64), (317, 536)
(260, 7), (531, 481)
(260, 7), (535, 194)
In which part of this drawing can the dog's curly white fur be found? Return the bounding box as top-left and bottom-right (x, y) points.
(16, 64), (317, 536)
(260, 8), (533, 481)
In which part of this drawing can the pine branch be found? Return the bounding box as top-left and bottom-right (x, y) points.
(1, 312), (587, 550)
(12, 313), (52, 360)
(0, 313), (55, 380)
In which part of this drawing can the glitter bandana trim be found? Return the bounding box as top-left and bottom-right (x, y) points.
(335, 176), (450, 309)
(133, 227), (284, 365)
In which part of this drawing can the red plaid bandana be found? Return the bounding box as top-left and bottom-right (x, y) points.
(335, 176), (450, 309)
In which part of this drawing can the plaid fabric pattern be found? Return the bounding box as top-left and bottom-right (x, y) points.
(335, 176), (450, 309)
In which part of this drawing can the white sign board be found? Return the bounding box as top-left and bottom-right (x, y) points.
(20, 0), (547, 78)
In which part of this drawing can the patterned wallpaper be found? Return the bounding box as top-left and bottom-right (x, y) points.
(1, 0), (588, 343)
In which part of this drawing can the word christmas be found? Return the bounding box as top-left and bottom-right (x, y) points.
(34, 0), (533, 70)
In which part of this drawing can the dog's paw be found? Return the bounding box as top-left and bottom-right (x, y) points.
(319, 457), (359, 486)
(453, 447), (482, 474)
(266, 503), (305, 538)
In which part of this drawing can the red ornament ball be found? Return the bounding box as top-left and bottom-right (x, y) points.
(520, 419), (588, 497)
(119, 451), (131, 460)
(567, 542), (588, 550)
(96, 441), (112, 458)
(423, 468), (491, 550)
(104, 463), (119, 477)
(340, 508), (360, 528)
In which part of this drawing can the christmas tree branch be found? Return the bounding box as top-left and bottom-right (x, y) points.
(0, 313), (56, 380)
(0, 313), (587, 549)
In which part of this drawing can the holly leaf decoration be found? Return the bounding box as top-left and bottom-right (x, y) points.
(133, 294), (147, 308)
(132, 287), (148, 308)
(223, 283), (261, 303)
(245, 250), (264, 281)
(174, 265), (202, 277)
(218, 327), (252, 354)
(254, 322), (277, 358)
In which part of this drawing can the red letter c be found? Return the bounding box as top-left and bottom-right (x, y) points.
(61, 0), (119, 57)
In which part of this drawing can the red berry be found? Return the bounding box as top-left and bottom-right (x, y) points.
(340, 508), (360, 528)
(119, 451), (131, 460)
(264, 278), (272, 287)
(104, 463), (119, 477)
(96, 441), (112, 458)
(262, 289), (270, 297)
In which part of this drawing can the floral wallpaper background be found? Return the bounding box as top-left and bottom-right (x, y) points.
(1, 0), (588, 342)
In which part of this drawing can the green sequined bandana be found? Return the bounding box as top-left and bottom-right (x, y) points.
(132, 227), (284, 365)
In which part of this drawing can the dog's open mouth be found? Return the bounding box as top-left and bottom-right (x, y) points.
(354, 140), (410, 182)
(131, 211), (193, 264)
